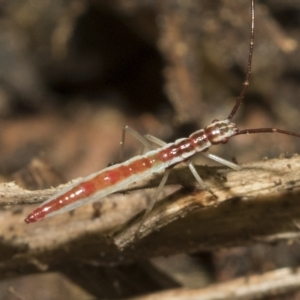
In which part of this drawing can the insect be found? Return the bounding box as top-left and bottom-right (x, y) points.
(25, 0), (300, 226)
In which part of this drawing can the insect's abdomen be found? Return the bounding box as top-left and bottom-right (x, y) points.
(24, 185), (86, 223)
(25, 153), (167, 223)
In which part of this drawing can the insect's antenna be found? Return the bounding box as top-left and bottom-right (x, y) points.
(227, 0), (255, 121)
(235, 128), (300, 139)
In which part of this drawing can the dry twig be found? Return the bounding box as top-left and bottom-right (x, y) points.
(127, 267), (300, 300)
(0, 155), (300, 279)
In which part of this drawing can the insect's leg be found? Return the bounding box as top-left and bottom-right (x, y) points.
(144, 133), (170, 202)
(201, 152), (242, 171)
(186, 161), (206, 189)
(186, 160), (217, 198)
(143, 135), (216, 189)
(136, 169), (170, 235)
(145, 136), (210, 191)
(119, 125), (153, 162)
(120, 129), (170, 236)
(144, 134), (167, 147)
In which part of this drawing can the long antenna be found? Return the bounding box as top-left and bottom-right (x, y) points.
(230, 0), (300, 140)
(235, 128), (300, 138)
(227, 0), (255, 121)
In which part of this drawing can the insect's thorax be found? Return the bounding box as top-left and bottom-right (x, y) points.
(157, 119), (238, 168)
(203, 119), (238, 144)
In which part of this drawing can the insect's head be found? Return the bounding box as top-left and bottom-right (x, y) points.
(205, 119), (238, 144)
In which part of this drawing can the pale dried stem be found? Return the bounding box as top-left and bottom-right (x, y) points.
(127, 267), (300, 300)
(0, 155), (300, 279)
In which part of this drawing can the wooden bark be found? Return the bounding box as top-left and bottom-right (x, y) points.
(127, 267), (300, 300)
(1, 155), (300, 279)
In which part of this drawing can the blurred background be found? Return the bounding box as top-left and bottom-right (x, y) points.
(1, 0), (300, 299)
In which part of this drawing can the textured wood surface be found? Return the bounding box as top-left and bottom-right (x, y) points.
(1, 155), (300, 280)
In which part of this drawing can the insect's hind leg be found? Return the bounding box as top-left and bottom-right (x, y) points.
(134, 134), (170, 235)
(136, 169), (170, 235)
(144, 134), (167, 147)
(119, 129), (170, 235)
(119, 125), (154, 162)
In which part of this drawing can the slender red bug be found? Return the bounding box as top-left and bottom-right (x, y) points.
(25, 0), (300, 226)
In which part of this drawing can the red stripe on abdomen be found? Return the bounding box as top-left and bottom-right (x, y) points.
(24, 186), (86, 223)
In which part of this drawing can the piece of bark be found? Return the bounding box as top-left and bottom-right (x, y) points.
(0, 155), (300, 279)
(127, 266), (300, 300)
(114, 154), (300, 248)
